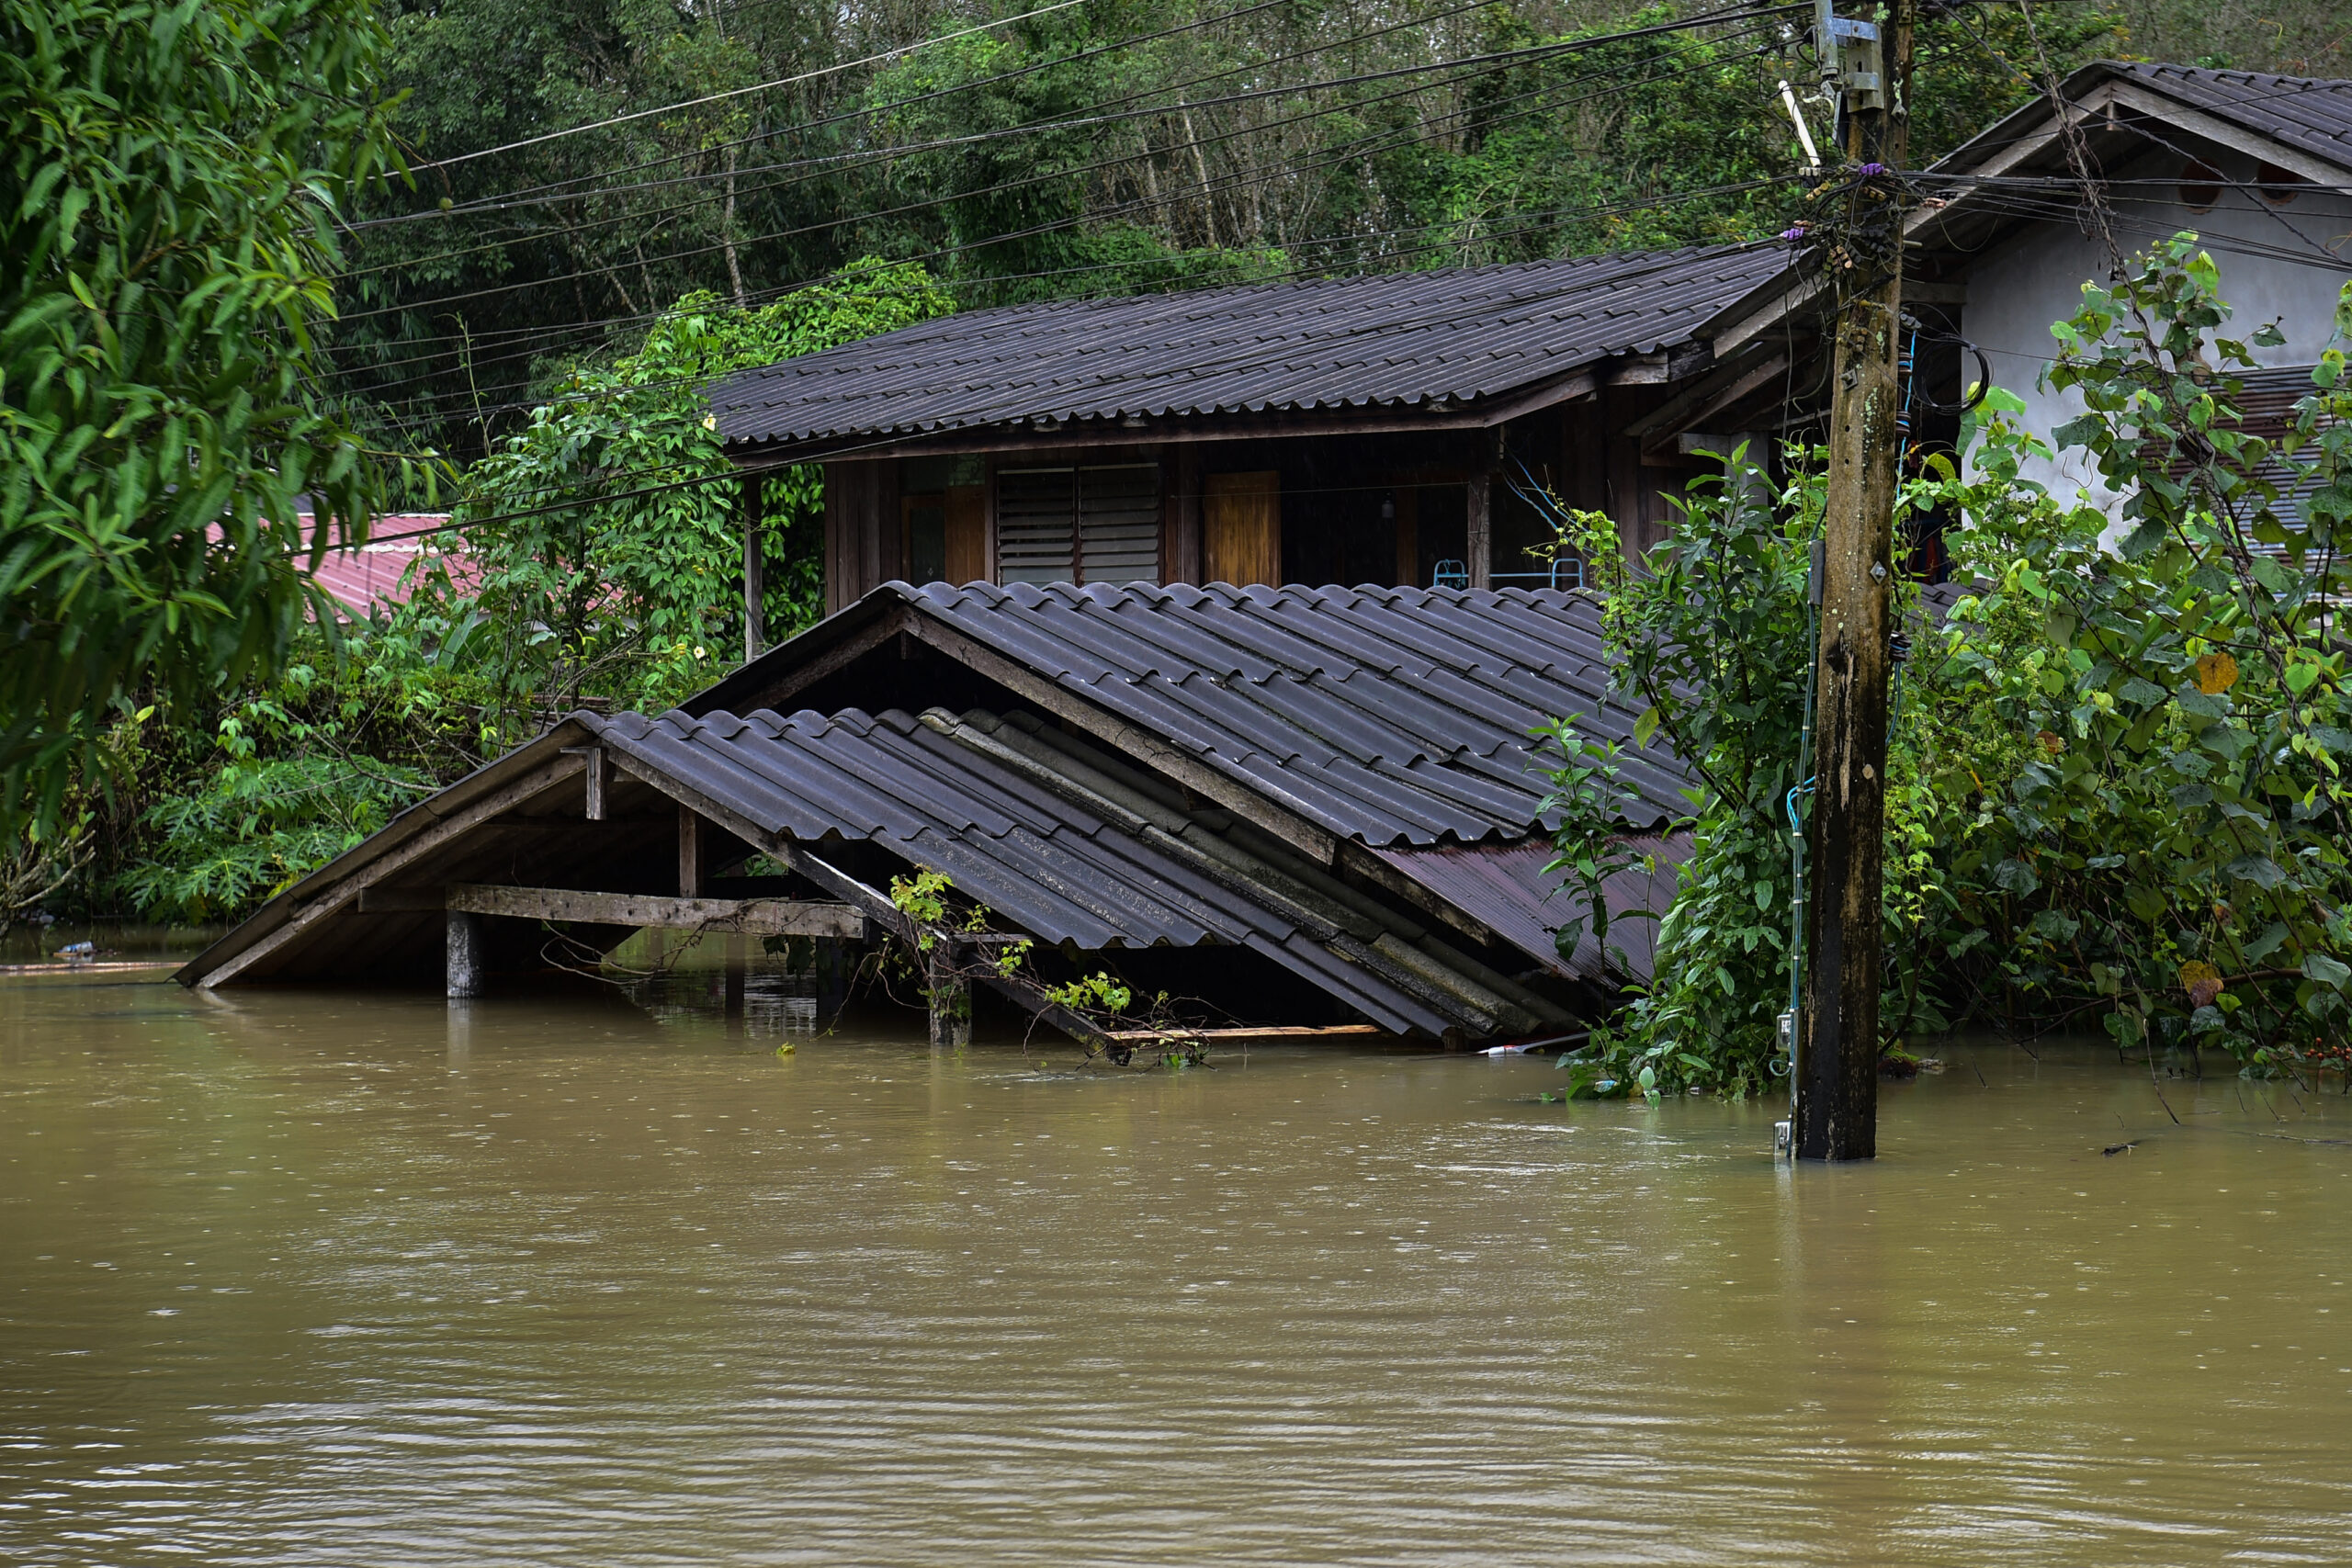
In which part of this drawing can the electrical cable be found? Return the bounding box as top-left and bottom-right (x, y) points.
(364, 0), (1466, 236)
(408, 0), (1093, 173)
(329, 31), (1798, 407)
(342, 237), (1791, 533)
(331, 8), (1804, 325)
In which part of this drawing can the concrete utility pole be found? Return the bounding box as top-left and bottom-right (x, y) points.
(1795, 0), (1915, 1162)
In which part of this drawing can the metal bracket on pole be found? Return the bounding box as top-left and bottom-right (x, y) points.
(1828, 13), (1884, 109)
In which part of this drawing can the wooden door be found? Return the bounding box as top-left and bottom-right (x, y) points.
(1203, 471), (1280, 587)
(944, 483), (987, 584)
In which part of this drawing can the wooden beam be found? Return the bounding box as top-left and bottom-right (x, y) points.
(1465, 470), (1491, 591)
(1103, 1023), (1391, 1042)
(722, 605), (911, 714)
(2102, 82), (2347, 186)
(678, 805), (701, 898)
(594, 749), (1112, 1047)
(1625, 349), (1791, 439)
(356, 886), (444, 914)
(1639, 357), (1795, 455)
(443, 884), (866, 937)
(560, 746), (607, 819)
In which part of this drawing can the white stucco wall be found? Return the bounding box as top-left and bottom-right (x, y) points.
(1957, 144), (2352, 525)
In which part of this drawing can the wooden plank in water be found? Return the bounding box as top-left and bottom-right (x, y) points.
(1101, 1023), (1392, 1042)
(442, 884), (865, 939)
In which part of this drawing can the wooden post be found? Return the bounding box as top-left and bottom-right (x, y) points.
(1464, 472), (1491, 591)
(1167, 446), (1202, 584)
(724, 933), (747, 1018)
(1795, 0), (1915, 1163)
(926, 942), (969, 1049)
(742, 471), (765, 662)
(447, 908), (483, 998)
(561, 746), (605, 819)
(815, 936), (851, 1021)
(678, 805), (701, 899)
(1392, 487), (1419, 588)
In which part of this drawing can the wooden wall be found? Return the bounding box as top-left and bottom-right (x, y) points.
(823, 459), (900, 614)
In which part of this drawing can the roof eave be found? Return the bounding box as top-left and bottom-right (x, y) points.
(174, 716), (596, 987)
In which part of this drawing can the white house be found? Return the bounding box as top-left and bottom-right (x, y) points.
(1916, 63), (2352, 505)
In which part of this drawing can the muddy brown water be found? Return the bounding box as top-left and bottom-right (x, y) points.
(3, 965), (2348, 1565)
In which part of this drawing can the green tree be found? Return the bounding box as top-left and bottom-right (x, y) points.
(1911, 241), (2352, 1065)
(0, 0), (407, 829)
(420, 260), (954, 714)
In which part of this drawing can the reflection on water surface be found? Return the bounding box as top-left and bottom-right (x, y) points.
(3, 970), (2347, 1565)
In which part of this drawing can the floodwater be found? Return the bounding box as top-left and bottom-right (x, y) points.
(4, 966), (2349, 1566)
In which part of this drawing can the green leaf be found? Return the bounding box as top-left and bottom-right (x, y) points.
(2226, 854), (2287, 890)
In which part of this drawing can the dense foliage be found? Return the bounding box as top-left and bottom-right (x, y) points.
(337, 0), (2123, 462)
(424, 261), (953, 716)
(0, 0), (408, 832)
(1909, 243), (2352, 1068)
(1546, 243), (2352, 1097)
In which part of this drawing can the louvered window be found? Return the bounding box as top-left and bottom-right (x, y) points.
(2142, 367), (2324, 553)
(995, 465), (1162, 585)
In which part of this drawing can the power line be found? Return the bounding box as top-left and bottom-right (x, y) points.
(332, 4), (1804, 326)
(342, 0), (1489, 282)
(368, 0), (1312, 226)
(409, 0), (1091, 173)
(355, 221), (1792, 515)
(334, 26), (1789, 402)
(352, 169), (1800, 436)
(329, 16), (1797, 405)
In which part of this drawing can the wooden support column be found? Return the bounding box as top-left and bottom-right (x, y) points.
(446, 909), (483, 998)
(926, 942), (969, 1049)
(1167, 446), (1202, 584)
(678, 805), (701, 899)
(741, 471), (765, 662)
(815, 937), (852, 1021)
(1392, 486), (1419, 588)
(561, 746), (606, 819)
(1465, 471), (1492, 590)
(724, 933), (748, 1018)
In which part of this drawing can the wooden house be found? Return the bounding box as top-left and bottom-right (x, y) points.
(707, 243), (1804, 620)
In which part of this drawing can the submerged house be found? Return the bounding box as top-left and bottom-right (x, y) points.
(178, 582), (1689, 1046)
(178, 242), (1810, 1042)
(190, 63), (2335, 1037)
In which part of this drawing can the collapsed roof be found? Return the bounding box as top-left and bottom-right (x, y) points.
(178, 581), (1687, 1042)
(693, 578), (1695, 843)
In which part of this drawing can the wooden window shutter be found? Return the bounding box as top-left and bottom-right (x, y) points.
(1204, 471), (1281, 586)
(996, 468), (1078, 584)
(993, 464), (1164, 585)
(1078, 465), (1161, 585)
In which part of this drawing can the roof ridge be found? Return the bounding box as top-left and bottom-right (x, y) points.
(2117, 57), (2352, 90)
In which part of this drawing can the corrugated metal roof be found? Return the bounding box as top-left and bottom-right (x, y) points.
(1374, 835), (1686, 983)
(708, 244), (1786, 448)
(2103, 62), (2352, 174)
(581, 705), (1580, 1036)
(695, 580), (1696, 846)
